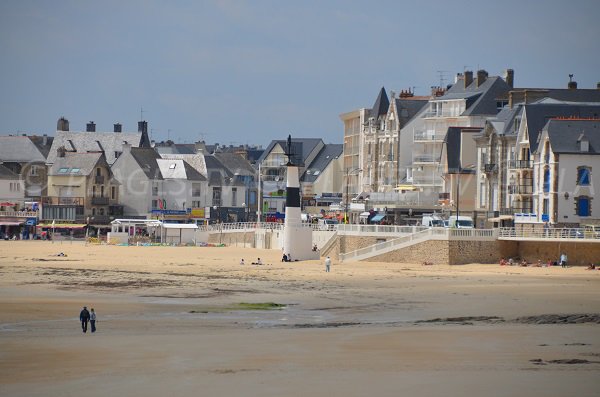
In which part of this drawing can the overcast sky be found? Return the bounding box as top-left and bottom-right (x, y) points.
(1, 0), (599, 146)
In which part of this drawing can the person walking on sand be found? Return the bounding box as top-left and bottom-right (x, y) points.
(560, 252), (568, 268)
(80, 306), (90, 333)
(90, 308), (97, 333)
(325, 256), (331, 272)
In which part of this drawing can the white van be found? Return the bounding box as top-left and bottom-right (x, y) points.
(447, 215), (474, 229)
(318, 218), (339, 230)
(421, 214), (445, 228)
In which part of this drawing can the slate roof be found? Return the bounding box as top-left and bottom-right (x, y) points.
(0, 163), (20, 180)
(445, 127), (482, 173)
(159, 153), (207, 178)
(540, 119), (600, 155)
(130, 147), (163, 180)
(48, 152), (104, 176)
(214, 152), (256, 176)
(487, 104), (524, 136)
(256, 138), (323, 167)
(523, 103), (600, 152)
(154, 143), (197, 155)
(0, 135), (50, 162)
(394, 98), (429, 123)
(47, 130), (146, 165)
(370, 87), (390, 119)
(204, 155), (235, 186)
(302, 144), (343, 183)
(436, 75), (511, 116)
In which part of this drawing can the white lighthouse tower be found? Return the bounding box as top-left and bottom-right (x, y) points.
(282, 135), (315, 261)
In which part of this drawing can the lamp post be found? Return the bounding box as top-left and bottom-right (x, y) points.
(344, 168), (362, 224)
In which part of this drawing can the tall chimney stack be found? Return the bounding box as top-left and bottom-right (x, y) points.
(138, 120), (148, 134)
(86, 121), (96, 132)
(57, 117), (69, 132)
(114, 123), (122, 133)
(476, 70), (488, 87)
(464, 71), (473, 88)
(504, 69), (514, 89)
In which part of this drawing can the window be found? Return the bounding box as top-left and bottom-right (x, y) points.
(543, 198), (549, 217)
(29, 165), (38, 176)
(232, 187), (237, 206)
(191, 200), (201, 207)
(10, 182), (21, 192)
(111, 186), (117, 200)
(152, 199), (158, 209)
(115, 151), (121, 159)
(58, 168), (69, 173)
(70, 168), (80, 173)
(99, 208), (104, 216)
(496, 100), (508, 110)
(96, 168), (102, 176)
(92, 185), (96, 197)
(169, 163), (176, 169)
(577, 196), (591, 217)
(543, 168), (550, 193)
(479, 182), (486, 207)
(152, 184), (159, 196)
(101, 186), (105, 198)
(577, 167), (591, 186)
(212, 187), (222, 206)
(192, 183), (202, 197)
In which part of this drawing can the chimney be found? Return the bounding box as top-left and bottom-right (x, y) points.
(476, 70), (488, 87)
(504, 69), (514, 89)
(138, 120), (148, 134)
(596, 82), (600, 90)
(86, 121), (96, 132)
(113, 123), (122, 133)
(568, 74), (577, 90)
(122, 143), (132, 154)
(464, 71), (473, 88)
(578, 134), (589, 152)
(57, 146), (66, 158)
(455, 73), (463, 84)
(57, 117), (69, 132)
(42, 134), (48, 146)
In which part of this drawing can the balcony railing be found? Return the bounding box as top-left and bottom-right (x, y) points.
(412, 177), (443, 186)
(414, 131), (446, 142)
(0, 211), (38, 218)
(508, 185), (533, 194)
(42, 196), (84, 206)
(91, 196), (109, 205)
(95, 175), (105, 184)
(413, 155), (441, 163)
(508, 160), (533, 169)
(484, 163), (497, 173)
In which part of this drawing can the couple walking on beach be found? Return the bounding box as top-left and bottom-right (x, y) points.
(79, 306), (97, 333)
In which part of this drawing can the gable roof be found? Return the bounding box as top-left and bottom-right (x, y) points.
(445, 127), (482, 173)
(394, 98), (429, 123)
(130, 147), (163, 180)
(154, 143), (197, 155)
(302, 144), (343, 182)
(541, 119), (600, 155)
(0, 135), (50, 162)
(0, 163), (20, 180)
(437, 75), (511, 116)
(48, 152), (105, 176)
(214, 152), (256, 176)
(204, 155), (234, 186)
(159, 153), (207, 177)
(523, 103), (600, 152)
(47, 130), (145, 165)
(256, 138), (323, 167)
(156, 159), (206, 181)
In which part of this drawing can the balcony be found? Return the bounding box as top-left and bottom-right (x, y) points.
(484, 163), (497, 173)
(95, 175), (105, 184)
(508, 160), (532, 169)
(42, 196), (84, 206)
(0, 211), (38, 218)
(91, 196), (109, 205)
(413, 155), (441, 164)
(412, 177), (443, 186)
(508, 185), (533, 195)
(414, 131), (446, 142)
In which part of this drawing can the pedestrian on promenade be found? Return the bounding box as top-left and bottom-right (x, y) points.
(80, 306), (90, 333)
(560, 252), (568, 268)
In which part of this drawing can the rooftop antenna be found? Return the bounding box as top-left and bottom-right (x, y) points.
(140, 106), (145, 121)
(167, 129), (171, 141)
(436, 70), (449, 87)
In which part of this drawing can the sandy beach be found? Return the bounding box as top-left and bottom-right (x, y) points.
(1, 241), (599, 397)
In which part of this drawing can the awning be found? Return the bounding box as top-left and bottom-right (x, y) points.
(487, 215), (513, 222)
(370, 214), (385, 222)
(394, 184), (419, 191)
(162, 223), (198, 229)
(359, 211), (370, 218)
(0, 221), (23, 226)
(37, 223), (87, 229)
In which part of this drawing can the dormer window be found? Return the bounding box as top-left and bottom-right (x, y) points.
(169, 163), (176, 169)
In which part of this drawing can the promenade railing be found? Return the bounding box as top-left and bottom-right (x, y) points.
(498, 227), (599, 240)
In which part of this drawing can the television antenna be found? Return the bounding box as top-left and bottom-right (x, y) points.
(436, 70), (449, 87)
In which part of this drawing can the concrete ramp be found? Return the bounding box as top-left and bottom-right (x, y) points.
(340, 229), (438, 262)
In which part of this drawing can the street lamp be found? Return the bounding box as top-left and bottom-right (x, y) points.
(344, 168), (362, 224)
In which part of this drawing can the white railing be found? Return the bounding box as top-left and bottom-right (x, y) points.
(498, 227), (599, 240)
(0, 211), (38, 218)
(340, 229), (433, 261)
(414, 131), (446, 141)
(338, 224), (428, 235)
(200, 222), (285, 232)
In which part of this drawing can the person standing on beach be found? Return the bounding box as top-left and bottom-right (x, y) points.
(79, 306), (90, 333)
(560, 252), (568, 268)
(90, 308), (97, 333)
(325, 256), (331, 272)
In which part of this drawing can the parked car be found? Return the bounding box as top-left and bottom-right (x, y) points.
(583, 225), (600, 239)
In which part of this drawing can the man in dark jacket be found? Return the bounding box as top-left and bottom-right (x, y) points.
(80, 306), (90, 333)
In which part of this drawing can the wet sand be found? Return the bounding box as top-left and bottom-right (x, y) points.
(1, 241), (599, 396)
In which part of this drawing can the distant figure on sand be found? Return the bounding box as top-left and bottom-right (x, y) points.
(252, 258), (262, 265)
(282, 253), (288, 262)
(80, 306), (90, 333)
(90, 308), (97, 333)
(560, 252), (568, 268)
(312, 244), (318, 252)
(240, 258), (245, 265)
(325, 256), (331, 272)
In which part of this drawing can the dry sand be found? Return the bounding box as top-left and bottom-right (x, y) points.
(1, 241), (599, 397)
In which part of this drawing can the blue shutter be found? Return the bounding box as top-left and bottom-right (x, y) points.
(578, 197), (590, 217)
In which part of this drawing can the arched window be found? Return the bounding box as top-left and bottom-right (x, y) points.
(543, 168), (550, 193)
(577, 167), (591, 186)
